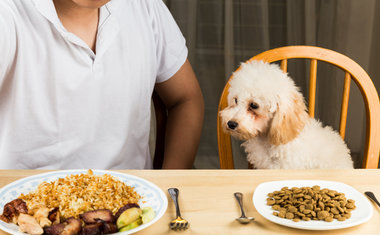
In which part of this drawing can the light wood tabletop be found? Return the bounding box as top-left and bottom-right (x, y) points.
(0, 169), (379, 234)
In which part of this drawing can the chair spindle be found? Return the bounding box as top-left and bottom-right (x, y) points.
(280, 59), (287, 72)
(308, 59), (318, 118)
(339, 72), (351, 139)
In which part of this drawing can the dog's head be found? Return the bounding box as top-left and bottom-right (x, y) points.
(219, 60), (309, 145)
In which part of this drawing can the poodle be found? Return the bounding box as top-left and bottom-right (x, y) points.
(219, 60), (353, 169)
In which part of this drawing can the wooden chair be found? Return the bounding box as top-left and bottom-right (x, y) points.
(152, 90), (167, 169)
(217, 45), (380, 169)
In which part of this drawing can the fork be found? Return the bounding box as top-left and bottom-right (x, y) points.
(365, 191), (380, 208)
(168, 188), (189, 230)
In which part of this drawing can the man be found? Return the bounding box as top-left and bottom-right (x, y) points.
(0, 0), (204, 169)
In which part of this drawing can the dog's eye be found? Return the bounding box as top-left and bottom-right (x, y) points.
(234, 98), (238, 104)
(249, 102), (259, 110)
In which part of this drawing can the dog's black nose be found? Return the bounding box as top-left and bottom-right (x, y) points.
(227, 121), (238, 130)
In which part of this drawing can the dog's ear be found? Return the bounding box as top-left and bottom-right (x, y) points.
(268, 91), (309, 145)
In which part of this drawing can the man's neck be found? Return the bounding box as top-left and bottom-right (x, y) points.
(53, 0), (100, 52)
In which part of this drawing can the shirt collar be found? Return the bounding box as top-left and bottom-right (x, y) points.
(31, 0), (115, 33)
(31, 0), (66, 34)
(31, 0), (120, 60)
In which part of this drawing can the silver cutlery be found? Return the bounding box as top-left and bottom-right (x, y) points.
(365, 191), (380, 208)
(234, 192), (255, 224)
(168, 188), (189, 230)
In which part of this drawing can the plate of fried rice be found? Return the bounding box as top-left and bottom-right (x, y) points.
(0, 169), (168, 235)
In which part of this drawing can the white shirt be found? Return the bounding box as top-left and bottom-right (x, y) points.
(0, 0), (187, 169)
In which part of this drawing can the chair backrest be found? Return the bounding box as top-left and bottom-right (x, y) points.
(217, 45), (380, 169)
(152, 90), (167, 169)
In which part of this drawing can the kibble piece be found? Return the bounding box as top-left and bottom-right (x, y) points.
(278, 211), (286, 218)
(343, 213), (351, 219)
(294, 189), (302, 194)
(296, 212), (305, 217)
(312, 186), (320, 191)
(327, 192), (335, 197)
(288, 206), (297, 213)
(330, 207), (339, 215)
(267, 199), (276, 206)
(285, 212), (294, 219)
(318, 201), (325, 210)
(310, 211), (316, 217)
(305, 204), (313, 210)
(279, 208), (287, 213)
(337, 206), (345, 213)
(337, 216), (346, 221)
(317, 210), (329, 220)
(303, 209), (311, 214)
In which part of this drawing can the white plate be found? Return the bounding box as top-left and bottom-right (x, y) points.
(0, 170), (168, 235)
(252, 180), (373, 230)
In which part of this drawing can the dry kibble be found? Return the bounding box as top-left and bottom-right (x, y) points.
(285, 212), (294, 219)
(303, 209), (311, 214)
(310, 211), (316, 217)
(279, 208), (287, 213)
(266, 185), (356, 223)
(278, 211), (286, 218)
(296, 212), (305, 217)
(317, 210), (329, 220)
(344, 213), (351, 219)
(337, 216), (346, 221)
(288, 206), (297, 213)
(267, 199), (276, 206)
(330, 207), (339, 215)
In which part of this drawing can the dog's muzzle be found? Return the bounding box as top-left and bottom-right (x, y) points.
(227, 121), (238, 130)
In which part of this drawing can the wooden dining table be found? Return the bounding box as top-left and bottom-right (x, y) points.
(0, 169), (379, 234)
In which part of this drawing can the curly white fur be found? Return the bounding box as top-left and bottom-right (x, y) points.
(219, 61), (353, 169)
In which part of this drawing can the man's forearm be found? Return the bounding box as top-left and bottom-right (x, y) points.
(161, 97), (204, 169)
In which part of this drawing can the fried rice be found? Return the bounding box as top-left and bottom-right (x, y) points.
(18, 170), (141, 219)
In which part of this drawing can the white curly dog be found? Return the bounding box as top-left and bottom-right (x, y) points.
(219, 60), (353, 169)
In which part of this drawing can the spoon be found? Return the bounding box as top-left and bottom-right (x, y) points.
(234, 192), (255, 224)
(365, 191), (380, 208)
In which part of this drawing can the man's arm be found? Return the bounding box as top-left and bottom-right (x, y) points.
(154, 59), (204, 169)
